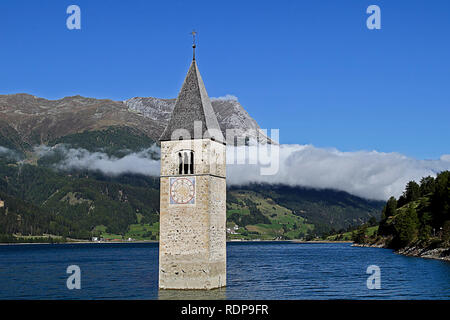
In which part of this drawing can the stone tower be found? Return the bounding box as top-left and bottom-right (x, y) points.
(158, 52), (227, 290)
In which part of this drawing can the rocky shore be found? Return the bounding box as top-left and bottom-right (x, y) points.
(352, 242), (450, 262)
(396, 246), (450, 262)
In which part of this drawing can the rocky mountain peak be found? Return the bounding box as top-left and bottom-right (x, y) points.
(0, 93), (272, 151)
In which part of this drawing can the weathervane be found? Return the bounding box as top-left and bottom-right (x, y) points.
(190, 30), (197, 60)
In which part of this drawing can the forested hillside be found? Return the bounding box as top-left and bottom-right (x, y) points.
(0, 158), (160, 240)
(0, 150), (383, 242)
(352, 171), (450, 251)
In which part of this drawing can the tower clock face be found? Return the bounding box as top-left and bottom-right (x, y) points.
(170, 177), (195, 204)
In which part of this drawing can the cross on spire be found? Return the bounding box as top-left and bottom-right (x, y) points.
(190, 30), (197, 60)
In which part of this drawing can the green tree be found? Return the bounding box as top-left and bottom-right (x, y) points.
(442, 220), (450, 244)
(397, 195), (407, 208)
(419, 176), (435, 196)
(385, 197), (397, 218)
(378, 196), (397, 236)
(368, 216), (377, 227)
(352, 224), (368, 244)
(430, 171), (450, 227)
(393, 205), (419, 248)
(418, 212), (432, 242)
(404, 181), (420, 203)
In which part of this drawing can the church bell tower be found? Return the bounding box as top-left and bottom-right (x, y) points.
(158, 38), (227, 290)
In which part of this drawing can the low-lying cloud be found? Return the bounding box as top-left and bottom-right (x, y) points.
(14, 144), (450, 201)
(227, 144), (450, 200)
(35, 144), (160, 177)
(0, 146), (22, 160)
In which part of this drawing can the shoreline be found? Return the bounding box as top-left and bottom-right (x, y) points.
(1, 239), (353, 245)
(352, 243), (450, 262)
(0, 240), (159, 246)
(2, 240), (448, 262)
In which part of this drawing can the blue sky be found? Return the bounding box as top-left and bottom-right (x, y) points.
(0, 0), (449, 159)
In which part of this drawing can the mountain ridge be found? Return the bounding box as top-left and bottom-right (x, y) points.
(0, 93), (271, 152)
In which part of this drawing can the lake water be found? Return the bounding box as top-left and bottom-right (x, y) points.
(0, 242), (449, 299)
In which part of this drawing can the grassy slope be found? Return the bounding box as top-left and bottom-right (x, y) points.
(326, 226), (378, 241)
(227, 189), (314, 240)
(228, 185), (383, 239)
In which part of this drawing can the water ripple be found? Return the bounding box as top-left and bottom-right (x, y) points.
(0, 242), (449, 299)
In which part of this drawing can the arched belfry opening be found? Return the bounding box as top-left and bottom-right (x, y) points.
(178, 150), (194, 175)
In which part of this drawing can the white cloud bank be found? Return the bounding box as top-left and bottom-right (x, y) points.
(35, 145), (161, 177)
(227, 144), (450, 200)
(27, 144), (450, 201)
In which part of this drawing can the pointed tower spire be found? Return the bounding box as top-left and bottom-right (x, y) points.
(160, 40), (225, 144)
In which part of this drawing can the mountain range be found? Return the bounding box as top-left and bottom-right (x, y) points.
(0, 93), (270, 153)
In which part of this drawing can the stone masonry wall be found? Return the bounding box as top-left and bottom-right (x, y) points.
(159, 139), (226, 290)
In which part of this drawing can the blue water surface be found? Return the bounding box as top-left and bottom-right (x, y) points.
(0, 242), (449, 299)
